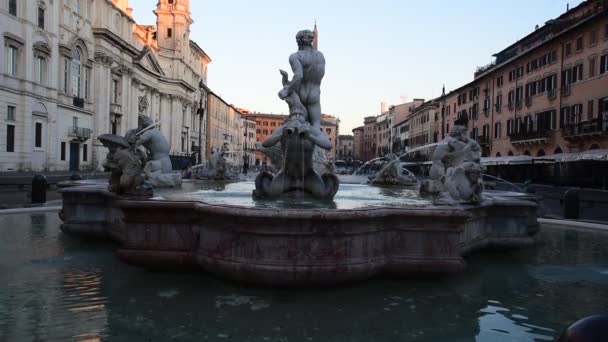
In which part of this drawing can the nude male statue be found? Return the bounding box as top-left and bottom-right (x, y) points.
(278, 29), (325, 130)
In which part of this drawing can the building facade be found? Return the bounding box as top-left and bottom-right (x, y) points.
(242, 113), (256, 166)
(352, 126), (364, 161)
(337, 135), (353, 161)
(391, 99), (424, 153)
(441, 0), (608, 157)
(407, 101), (441, 150)
(0, 0), (210, 171)
(363, 116), (377, 161)
(206, 92), (244, 165)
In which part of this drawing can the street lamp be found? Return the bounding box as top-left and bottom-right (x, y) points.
(197, 97), (205, 165)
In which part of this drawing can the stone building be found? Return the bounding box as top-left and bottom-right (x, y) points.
(390, 99), (424, 153)
(337, 135), (354, 160)
(440, 0), (608, 157)
(206, 92), (243, 165)
(352, 126), (364, 161)
(406, 100), (441, 150)
(241, 113), (256, 166)
(0, 0), (210, 172)
(321, 114), (339, 159)
(363, 116), (377, 161)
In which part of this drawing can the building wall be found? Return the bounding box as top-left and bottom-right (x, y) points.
(444, 1), (608, 158)
(352, 126), (364, 161)
(363, 116), (377, 161)
(337, 135), (354, 160)
(0, 0), (210, 171)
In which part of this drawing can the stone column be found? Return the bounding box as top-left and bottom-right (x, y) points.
(92, 52), (113, 171)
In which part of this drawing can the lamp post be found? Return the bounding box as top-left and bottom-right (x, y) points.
(197, 97), (205, 165)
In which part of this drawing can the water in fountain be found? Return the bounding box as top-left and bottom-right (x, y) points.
(355, 143), (441, 177)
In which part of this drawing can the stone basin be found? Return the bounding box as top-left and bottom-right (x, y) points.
(58, 180), (540, 286)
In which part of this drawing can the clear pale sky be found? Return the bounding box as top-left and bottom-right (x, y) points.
(129, 0), (583, 133)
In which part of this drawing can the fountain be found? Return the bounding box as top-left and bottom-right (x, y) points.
(58, 29), (540, 286)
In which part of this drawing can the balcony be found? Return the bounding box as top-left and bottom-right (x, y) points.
(477, 135), (490, 146)
(110, 103), (122, 115)
(68, 126), (92, 141)
(563, 119), (608, 140)
(73, 97), (85, 108)
(509, 129), (553, 145)
(548, 88), (557, 100)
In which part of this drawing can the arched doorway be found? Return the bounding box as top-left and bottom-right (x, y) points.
(524, 150), (531, 156)
(496, 152), (502, 157)
(537, 149), (546, 157)
(590, 144), (600, 150)
(554, 147), (563, 154)
(508, 151), (514, 156)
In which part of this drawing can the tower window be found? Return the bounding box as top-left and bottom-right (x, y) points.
(167, 28), (172, 38)
(38, 6), (45, 29)
(9, 0), (16, 16)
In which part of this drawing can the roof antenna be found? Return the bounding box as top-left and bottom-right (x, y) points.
(567, 2), (569, 11)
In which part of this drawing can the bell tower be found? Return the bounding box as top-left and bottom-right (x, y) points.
(154, 0), (192, 53)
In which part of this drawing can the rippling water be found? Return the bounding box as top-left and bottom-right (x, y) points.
(1, 211), (608, 341)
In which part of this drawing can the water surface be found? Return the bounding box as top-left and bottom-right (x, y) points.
(1, 211), (607, 341)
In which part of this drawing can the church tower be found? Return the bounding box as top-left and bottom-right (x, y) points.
(312, 21), (319, 50)
(154, 0), (192, 53)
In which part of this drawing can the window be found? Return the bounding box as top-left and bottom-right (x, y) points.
(496, 75), (503, 87)
(9, 0), (16, 15)
(588, 100), (594, 121)
(588, 57), (596, 78)
(494, 122), (502, 138)
(496, 94), (502, 110)
(508, 70), (516, 82)
(263, 122), (268, 126)
(167, 28), (172, 38)
(74, 0), (81, 14)
(73, 116), (78, 128)
(7, 105), (15, 121)
(572, 64), (583, 83)
(71, 49), (82, 97)
(270, 122), (276, 127)
(36, 56), (45, 84)
(565, 42), (572, 56)
(84, 68), (90, 100)
(35, 122), (42, 148)
(6, 125), (15, 152)
(326, 128), (331, 134)
(551, 50), (557, 63)
(517, 66), (523, 78)
(601, 54), (608, 74)
(60, 142), (66, 160)
(37, 6), (45, 29)
(576, 36), (583, 51)
(7, 46), (17, 76)
(256, 129), (260, 134)
(590, 30), (598, 46)
(112, 79), (119, 103)
(63, 59), (69, 93)
(263, 129), (268, 134)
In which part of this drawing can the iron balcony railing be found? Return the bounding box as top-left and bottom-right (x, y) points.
(509, 128), (552, 143)
(68, 126), (92, 140)
(563, 119), (608, 137)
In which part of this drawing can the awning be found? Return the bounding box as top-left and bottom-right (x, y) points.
(553, 149), (608, 163)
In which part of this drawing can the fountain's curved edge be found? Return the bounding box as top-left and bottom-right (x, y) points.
(58, 182), (540, 286)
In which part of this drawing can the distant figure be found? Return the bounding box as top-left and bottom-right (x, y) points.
(243, 161), (249, 175)
(182, 163), (192, 179)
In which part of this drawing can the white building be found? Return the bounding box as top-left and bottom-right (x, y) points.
(0, 0), (210, 172)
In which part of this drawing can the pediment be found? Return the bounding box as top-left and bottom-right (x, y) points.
(134, 47), (165, 76)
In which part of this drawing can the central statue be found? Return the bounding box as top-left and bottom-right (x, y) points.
(254, 29), (339, 200)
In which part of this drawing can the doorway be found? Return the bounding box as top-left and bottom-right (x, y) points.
(69, 142), (79, 172)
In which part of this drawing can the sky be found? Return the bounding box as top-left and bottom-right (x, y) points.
(129, 0), (584, 133)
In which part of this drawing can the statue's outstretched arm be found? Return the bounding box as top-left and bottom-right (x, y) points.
(306, 128), (333, 150)
(262, 126), (284, 148)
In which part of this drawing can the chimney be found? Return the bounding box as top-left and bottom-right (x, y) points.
(381, 101), (388, 113)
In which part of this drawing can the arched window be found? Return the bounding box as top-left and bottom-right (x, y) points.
(590, 144), (600, 150)
(524, 150), (531, 156)
(537, 149), (546, 157)
(508, 151), (514, 156)
(554, 147), (563, 154)
(71, 48), (81, 97)
(496, 152), (502, 157)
